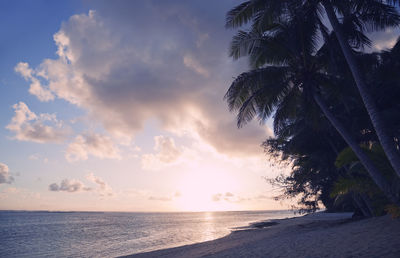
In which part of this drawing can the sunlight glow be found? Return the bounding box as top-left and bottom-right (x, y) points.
(176, 168), (238, 211)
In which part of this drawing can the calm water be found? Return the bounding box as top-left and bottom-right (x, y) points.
(0, 210), (296, 257)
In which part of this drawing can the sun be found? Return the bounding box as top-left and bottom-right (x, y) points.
(176, 168), (239, 212)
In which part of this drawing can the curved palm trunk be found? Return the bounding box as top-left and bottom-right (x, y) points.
(353, 193), (373, 217)
(360, 193), (375, 216)
(313, 91), (400, 206)
(322, 0), (400, 179)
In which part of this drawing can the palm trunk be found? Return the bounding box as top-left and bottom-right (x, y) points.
(313, 91), (400, 206)
(360, 193), (375, 216)
(322, 0), (400, 179)
(353, 193), (373, 217)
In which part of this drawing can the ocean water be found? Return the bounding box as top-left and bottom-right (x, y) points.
(0, 210), (296, 257)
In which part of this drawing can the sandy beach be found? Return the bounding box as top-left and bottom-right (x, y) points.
(123, 213), (400, 258)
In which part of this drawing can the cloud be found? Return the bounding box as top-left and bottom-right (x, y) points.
(183, 53), (210, 77)
(6, 102), (69, 143)
(14, 62), (54, 102)
(86, 172), (113, 196)
(49, 173), (113, 197)
(16, 2), (270, 157)
(370, 29), (400, 51)
(225, 192), (234, 197)
(148, 196), (172, 202)
(212, 192), (235, 202)
(0, 163), (14, 184)
(174, 191), (182, 197)
(148, 191), (182, 202)
(48, 179), (91, 192)
(29, 154), (40, 160)
(212, 192), (254, 203)
(254, 194), (271, 200)
(29, 153), (49, 163)
(0, 187), (41, 202)
(65, 133), (121, 162)
(212, 193), (222, 202)
(141, 136), (181, 169)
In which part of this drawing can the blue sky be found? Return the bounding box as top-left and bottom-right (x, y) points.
(0, 0), (398, 212)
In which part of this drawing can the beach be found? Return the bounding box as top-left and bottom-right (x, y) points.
(124, 213), (400, 258)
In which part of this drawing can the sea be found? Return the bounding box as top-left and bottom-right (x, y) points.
(0, 210), (296, 257)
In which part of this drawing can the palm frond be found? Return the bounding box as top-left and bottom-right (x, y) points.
(224, 66), (290, 127)
(353, 0), (400, 32)
(273, 86), (301, 135)
(229, 29), (263, 60)
(225, 0), (267, 28)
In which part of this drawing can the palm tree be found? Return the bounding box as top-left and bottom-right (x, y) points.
(224, 3), (400, 205)
(322, 0), (400, 181)
(226, 0), (400, 179)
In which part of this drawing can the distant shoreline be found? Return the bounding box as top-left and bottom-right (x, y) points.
(0, 209), (290, 214)
(121, 213), (400, 258)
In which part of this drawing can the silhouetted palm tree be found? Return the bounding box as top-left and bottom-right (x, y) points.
(226, 0), (400, 179)
(224, 3), (400, 205)
(322, 0), (400, 180)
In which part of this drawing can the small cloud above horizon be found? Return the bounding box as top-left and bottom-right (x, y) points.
(49, 179), (91, 193)
(86, 172), (114, 197)
(0, 163), (14, 184)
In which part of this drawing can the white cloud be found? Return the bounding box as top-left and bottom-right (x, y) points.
(212, 192), (235, 202)
(65, 133), (121, 162)
(14, 62), (54, 102)
(225, 192), (234, 197)
(148, 196), (172, 202)
(212, 193), (222, 202)
(48, 179), (91, 192)
(148, 191), (182, 202)
(29, 153), (49, 163)
(211, 192), (255, 203)
(141, 135), (181, 170)
(255, 194), (271, 200)
(0, 163), (14, 184)
(29, 154), (40, 160)
(86, 172), (113, 196)
(6, 102), (68, 143)
(49, 173), (113, 197)
(16, 4), (270, 158)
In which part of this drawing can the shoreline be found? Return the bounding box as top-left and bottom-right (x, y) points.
(121, 212), (400, 258)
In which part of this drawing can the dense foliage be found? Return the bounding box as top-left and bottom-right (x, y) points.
(225, 0), (400, 216)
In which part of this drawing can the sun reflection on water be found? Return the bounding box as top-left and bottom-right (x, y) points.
(200, 212), (219, 242)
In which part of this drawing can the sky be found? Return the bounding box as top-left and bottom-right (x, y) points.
(0, 0), (399, 212)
